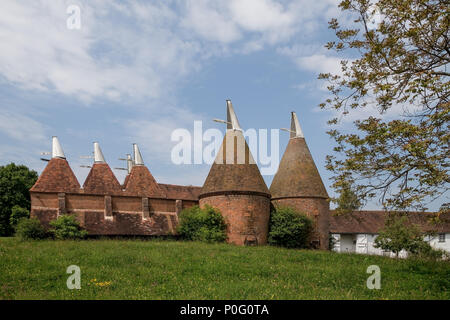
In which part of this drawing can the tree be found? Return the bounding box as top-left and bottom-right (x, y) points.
(0, 163), (38, 236)
(374, 214), (429, 257)
(334, 181), (362, 214)
(9, 205), (30, 230)
(320, 0), (449, 211)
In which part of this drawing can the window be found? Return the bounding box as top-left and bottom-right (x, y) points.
(438, 233), (446, 243)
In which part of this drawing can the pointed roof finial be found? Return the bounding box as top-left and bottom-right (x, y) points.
(93, 142), (106, 163)
(126, 154), (133, 174)
(52, 136), (66, 159)
(290, 111), (304, 138)
(133, 143), (144, 166)
(226, 100), (242, 131)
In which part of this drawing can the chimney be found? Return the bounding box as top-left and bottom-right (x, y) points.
(93, 142), (106, 163)
(126, 154), (133, 174)
(226, 100), (242, 131)
(290, 111), (304, 139)
(133, 143), (144, 166)
(52, 136), (66, 159)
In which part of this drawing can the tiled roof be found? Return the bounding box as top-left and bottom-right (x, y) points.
(200, 130), (270, 198)
(270, 137), (328, 199)
(30, 158), (80, 193)
(158, 183), (202, 201)
(124, 165), (166, 198)
(122, 174), (131, 189)
(82, 163), (122, 195)
(330, 210), (450, 234)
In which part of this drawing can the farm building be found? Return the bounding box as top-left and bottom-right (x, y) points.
(29, 100), (450, 255)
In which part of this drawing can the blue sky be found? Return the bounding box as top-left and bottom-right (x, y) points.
(0, 1), (444, 210)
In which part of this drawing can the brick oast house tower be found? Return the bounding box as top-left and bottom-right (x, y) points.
(270, 112), (330, 249)
(199, 100), (271, 245)
(30, 136), (81, 227)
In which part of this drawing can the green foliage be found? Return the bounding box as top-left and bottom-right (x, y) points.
(334, 181), (362, 214)
(9, 206), (30, 230)
(15, 218), (47, 240)
(320, 0), (449, 211)
(268, 207), (314, 248)
(374, 214), (431, 257)
(176, 205), (227, 243)
(409, 243), (450, 261)
(0, 163), (38, 236)
(49, 215), (88, 240)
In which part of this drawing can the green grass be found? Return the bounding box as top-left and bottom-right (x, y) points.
(0, 237), (449, 299)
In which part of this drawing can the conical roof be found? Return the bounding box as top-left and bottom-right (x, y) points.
(31, 137), (80, 193)
(270, 112), (328, 199)
(200, 101), (270, 198)
(124, 143), (165, 198)
(124, 165), (166, 197)
(83, 163), (122, 194)
(82, 142), (122, 195)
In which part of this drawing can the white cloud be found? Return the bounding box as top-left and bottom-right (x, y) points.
(0, 111), (47, 142)
(228, 0), (296, 44)
(181, 0), (241, 44)
(230, 0), (293, 32)
(295, 54), (343, 76)
(0, 0), (343, 104)
(123, 106), (207, 162)
(0, 1), (202, 103)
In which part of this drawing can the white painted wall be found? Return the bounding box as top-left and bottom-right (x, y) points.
(425, 233), (450, 252)
(331, 232), (450, 257)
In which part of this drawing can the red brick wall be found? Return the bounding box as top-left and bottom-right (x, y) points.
(181, 200), (198, 210)
(148, 198), (176, 212)
(30, 208), (58, 229)
(271, 198), (330, 249)
(31, 192), (59, 208)
(112, 196), (143, 212)
(199, 194), (270, 246)
(30, 192), (329, 248)
(30, 192), (185, 236)
(66, 194), (104, 211)
(77, 210), (176, 235)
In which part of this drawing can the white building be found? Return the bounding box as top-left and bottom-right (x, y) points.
(330, 211), (450, 258)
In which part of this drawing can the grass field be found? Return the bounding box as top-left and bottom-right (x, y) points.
(0, 237), (449, 300)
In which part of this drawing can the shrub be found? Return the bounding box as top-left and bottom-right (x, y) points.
(177, 205), (227, 243)
(49, 215), (88, 240)
(374, 214), (426, 257)
(15, 218), (47, 240)
(10, 205), (30, 230)
(409, 241), (450, 261)
(268, 207), (314, 248)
